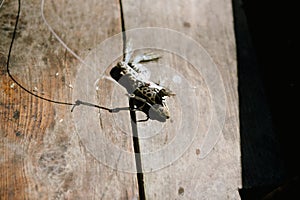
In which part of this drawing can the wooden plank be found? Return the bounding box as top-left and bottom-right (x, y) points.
(122, 0), (241, 199)
(0, 0), (138, 199)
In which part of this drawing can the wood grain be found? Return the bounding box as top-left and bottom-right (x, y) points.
(1, 0), (138, 199)
(122, 0), (241, 199)
(1, 0), (241, 199)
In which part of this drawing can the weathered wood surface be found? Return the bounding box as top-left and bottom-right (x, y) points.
(1, 0), (138, 199)
(0, 0), (241, 199)
(122, 0), (241, 199)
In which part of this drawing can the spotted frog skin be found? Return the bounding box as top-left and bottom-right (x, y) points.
(110, 53), (175, 122)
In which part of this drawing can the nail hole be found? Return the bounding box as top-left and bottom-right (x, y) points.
(178, 186), (184, 196)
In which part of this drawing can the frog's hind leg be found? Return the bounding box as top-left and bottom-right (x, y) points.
(132, 52), (161, 65)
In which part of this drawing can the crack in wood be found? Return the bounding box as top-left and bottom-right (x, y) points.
(118, 0), (146, 199)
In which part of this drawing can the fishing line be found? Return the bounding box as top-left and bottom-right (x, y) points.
(6, 0), (112, 112)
